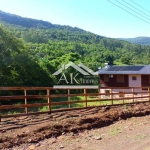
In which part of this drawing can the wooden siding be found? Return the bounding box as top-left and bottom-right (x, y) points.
(141, 75), (150, 86)
(100, 75), (129, 87)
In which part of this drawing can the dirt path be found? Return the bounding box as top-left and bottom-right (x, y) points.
(34, 115), (150, 150)
(1, 102), (150, 150)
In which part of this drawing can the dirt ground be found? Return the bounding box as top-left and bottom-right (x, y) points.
(1, 102), (150, 150)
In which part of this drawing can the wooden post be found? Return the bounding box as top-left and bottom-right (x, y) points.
(148, 88), (150, 101)
(123, 89), (125, 104)
(84, 89), (87, 107)
(0, 103), (1, 122)
(132, 88), (134, 103)
(47, 89), (51, 113)
(0, 92), (1, 122)
(98, 87), (101, 106)
(68, 89), (70, 108)
(110, 88), (113, 105)
(24, 89), (28, 113)
(141, 87), (143, 101)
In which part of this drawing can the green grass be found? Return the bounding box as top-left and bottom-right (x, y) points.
(135, 134), (146, 140)
(109, 128), (121, 136)
(0, 96), (134, 115)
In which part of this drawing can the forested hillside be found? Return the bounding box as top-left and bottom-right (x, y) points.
(0, 27), (55, 86)
(0, 10), (150, 86)
(120, 37), (150, 45)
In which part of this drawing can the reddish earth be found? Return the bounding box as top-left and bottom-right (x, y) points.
(1, 102), (150, 150)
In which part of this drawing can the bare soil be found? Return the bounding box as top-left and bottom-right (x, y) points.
(1, 102), (150, 150)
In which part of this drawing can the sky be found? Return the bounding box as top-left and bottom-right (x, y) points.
(0, 0), (150, 38)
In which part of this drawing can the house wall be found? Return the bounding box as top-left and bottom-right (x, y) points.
(99, 74), (129, 87)
(99, 74), (145, 98)
(100, 74), (150, 88)
(128, 75), (141, 87)
(99, 88), (148, 99)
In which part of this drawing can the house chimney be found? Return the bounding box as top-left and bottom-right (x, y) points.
(104, 63), (109, 68)
(98, 66), (101, 70)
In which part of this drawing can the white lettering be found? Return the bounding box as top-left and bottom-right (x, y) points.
(57, 73), (69, 84)
(70, 73), (79, 84)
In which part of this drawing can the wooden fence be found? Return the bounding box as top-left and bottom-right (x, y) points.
(0, 86), (150, 121)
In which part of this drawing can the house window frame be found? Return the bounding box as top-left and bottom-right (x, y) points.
(105, 89), (110, 97)
(132, 76), (137, 81)
(105, 90), (110, 93)
(117, 75), (124, 83)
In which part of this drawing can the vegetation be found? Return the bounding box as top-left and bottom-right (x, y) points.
(0, 10), (150, 76)
(0, 10), (150, 111)
(120, 37), (150, 46)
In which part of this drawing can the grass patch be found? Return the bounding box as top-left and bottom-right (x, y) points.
(135, 134), (146, 140)
(0, 95), (135, 115)
(109, 128), (121, 136)
(1, 108), (25, 115)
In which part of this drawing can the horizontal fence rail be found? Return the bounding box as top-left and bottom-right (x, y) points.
(0, 86), (150, 121)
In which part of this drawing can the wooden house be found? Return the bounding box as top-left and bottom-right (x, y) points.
(98, 64), (150, 97)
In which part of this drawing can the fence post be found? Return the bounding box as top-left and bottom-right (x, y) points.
(0, 96), (1, 122)
(123, 89), (125, 104)
(47, 89), (51, 113)
(132, 88), (134, 103)
(110, 88), (113, 105)
(0, 103), (1, 122)
(148, 88), (150, 101)
(98, 87), (101, 106)
(84, 89), (87, 107)
(141, 87), (143, 101)
(68, 89), (70, 108)
(24, 89), (28, 113)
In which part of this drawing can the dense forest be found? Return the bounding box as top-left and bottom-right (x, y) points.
(0, 10), (150, 86)
(119, 37), (150, 45)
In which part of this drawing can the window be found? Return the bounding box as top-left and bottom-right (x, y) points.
(105, 90), (110, 97)
(105, 90), (110, 93)
(117, 75), (124, 83)
(104, 75), (109, 82)
(109, 75), (113, 78)
(132, 76), (137, 80)
(142, 88), (148, 91)
(119, 91), (124, 97)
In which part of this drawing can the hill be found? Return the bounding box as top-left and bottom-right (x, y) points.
(0, 10), (150, 86)
(0, 10), (87, 33)
(119, 37), (150, 45)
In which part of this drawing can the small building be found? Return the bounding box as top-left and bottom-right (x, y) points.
(98, 64), (150, 98)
